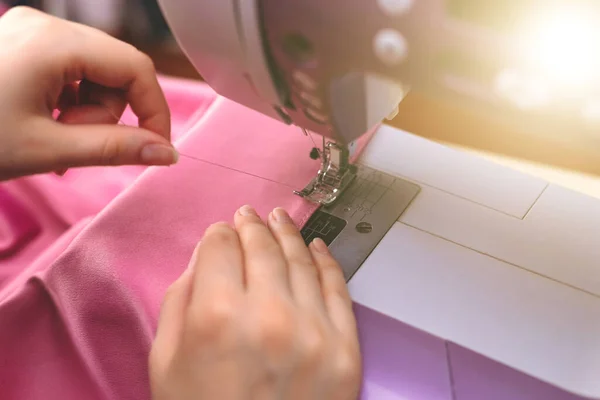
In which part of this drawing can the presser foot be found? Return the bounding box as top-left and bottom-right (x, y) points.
(294, 141), (356, 206)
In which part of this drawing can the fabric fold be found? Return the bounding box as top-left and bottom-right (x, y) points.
(0, 89), (323, 399)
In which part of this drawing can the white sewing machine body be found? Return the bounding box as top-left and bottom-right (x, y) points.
(352, 123), (600, 399)
(156, 0), (600, 398)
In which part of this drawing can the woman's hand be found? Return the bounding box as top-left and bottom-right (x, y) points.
(150, 206), (362, 400)
(0, 7), (175, 181)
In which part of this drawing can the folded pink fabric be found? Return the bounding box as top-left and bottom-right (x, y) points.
(0, 79), (332, 399)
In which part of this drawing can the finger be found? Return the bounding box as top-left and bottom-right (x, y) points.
(58, 27), (170, 140)
(190, 223), (245, 300)
(58, 103), (124, 125)
(234, 205), (290, 294)
(267, 208), (325, 311)
(309, 238), (357, 335)
(30, 118), (178, 170)
(153, 256), (196, 356)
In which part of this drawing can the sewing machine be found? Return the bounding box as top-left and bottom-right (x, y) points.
(157, 1), (600, 399)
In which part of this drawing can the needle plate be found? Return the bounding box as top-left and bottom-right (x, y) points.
(301, 165), (420, 281)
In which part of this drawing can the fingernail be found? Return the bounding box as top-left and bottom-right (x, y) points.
(272, 207), (292, 224)
(239, 205), (256, 216)
(140, 144), (178, 165)
(312, 238), (329, 254)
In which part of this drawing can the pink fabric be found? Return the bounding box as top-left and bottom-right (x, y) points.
(0, 187), (40, 258)
(0, 80), (328, 399)
(0, 76), (216, 294)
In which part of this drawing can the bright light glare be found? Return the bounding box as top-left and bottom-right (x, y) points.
(494, 68), (551, 110)
(582, 99), (600, 121)
(521, 6), (600, 88)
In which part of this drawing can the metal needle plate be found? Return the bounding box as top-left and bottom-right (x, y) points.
(301, 165), (420, 281)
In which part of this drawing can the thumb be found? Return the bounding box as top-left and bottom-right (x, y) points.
(44, 120), (179, 169)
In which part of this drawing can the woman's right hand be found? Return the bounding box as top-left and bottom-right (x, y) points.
(149, 206), (362, 400)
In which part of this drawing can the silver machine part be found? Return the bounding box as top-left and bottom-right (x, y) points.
(300, 166), (420, 281)
(293, 142), (356, 205)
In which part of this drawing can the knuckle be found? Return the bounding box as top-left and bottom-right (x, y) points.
(243, 228), (279, 254)
(329, 290), (353, 310)
(237, 218), (264, 234)
(317, 256), (348, 286)
(276, 221), (300, 235)
(298, 321), (327, 366)
(320, 257), (343, 273)
(3, 7), (60, 41)
(249, 302), (295, 356)
(206, 221), (233, 233)
(3, 6), (40, 20)
(204, 223), (237, 244)
(99, 136), (122, 165)
(134, 50), (156, 74)
(332, 345), (362, 387)
(276, 228), (310, 251)
(188, 295), (238, 340)
(290, 256), (318, 275)
(203, 296), (238, 327)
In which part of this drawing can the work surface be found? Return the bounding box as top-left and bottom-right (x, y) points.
(353, 124), (600, 399)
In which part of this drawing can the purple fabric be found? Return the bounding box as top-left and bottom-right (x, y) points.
(356, 305), (453, 400)
(448, 343), (584, 400)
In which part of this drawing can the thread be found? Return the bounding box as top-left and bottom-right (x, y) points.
(97, 103), (323, 163)
(92, 103), (298, 189)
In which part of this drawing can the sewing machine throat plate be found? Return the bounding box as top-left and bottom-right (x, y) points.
(301, 166), (420, 281)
